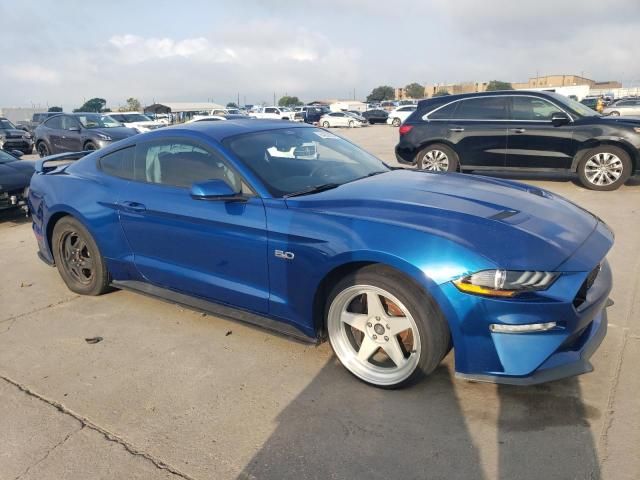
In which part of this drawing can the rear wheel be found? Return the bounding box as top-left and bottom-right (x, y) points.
(37, 142), (50, 157)
(577, 146), (631, 191)
(416, 144), (459, 172)
(326, 265), (450, 388)
(52, 217), (110, 295)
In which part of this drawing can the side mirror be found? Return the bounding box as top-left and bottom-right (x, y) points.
(551, 112), (570, 126)
(190, 179), (245, 201)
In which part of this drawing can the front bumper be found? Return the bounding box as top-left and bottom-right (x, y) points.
(2, 138), (33, 153)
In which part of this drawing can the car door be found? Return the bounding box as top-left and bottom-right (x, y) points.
(42, 115), (64, 153)
(264, 107), (279, 119)
(117, 137), (270, 313)
(332, 112), (348, 126)
(444, 96), (509, 168)
(59, 116), (83, 152)
(505, 95), (576, 169)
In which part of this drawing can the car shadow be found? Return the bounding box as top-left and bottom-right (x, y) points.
(237, 357), (600, 479)
(0, 209), (30, 225)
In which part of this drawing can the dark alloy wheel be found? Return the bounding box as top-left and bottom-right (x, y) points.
(37, 142), (50, 158)
(84, 142), (98, 151)
(52, 217), (110, 295)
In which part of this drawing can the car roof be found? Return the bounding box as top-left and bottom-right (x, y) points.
(162, 119), (314, 142)
(416, 90), (559, 108)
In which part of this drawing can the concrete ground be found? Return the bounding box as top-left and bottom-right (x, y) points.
(1, 125), (639, 479)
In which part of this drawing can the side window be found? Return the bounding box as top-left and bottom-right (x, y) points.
(456, 97), (508, 120)
(44, 116), (63, 129)
(61, 116), (79, 130)
(99, 146), (135, 180)
(511, 97), (562, 121)
(134, 140), (243, 192)
(428, 102), (459, 120)
(265, 108), (276, 114)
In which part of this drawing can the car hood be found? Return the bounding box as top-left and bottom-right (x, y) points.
(90, 127), (138, 139)
(0, 160), (35, 191)
(285, 170), (603, 271)
(599, 115), (640, 126)
(0, 128), (28, 137)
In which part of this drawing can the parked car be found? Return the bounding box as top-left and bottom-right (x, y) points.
(29, 120), (613, 388)
(187, 114), (252, 123)
(361, 109), (389, 124)
(34, 113), (138, 157)
(0, 149), (33, 213)
(580, 97), (599, 111)
(395, 91), (640, 191)
(346, 111), (368, 123)
(108, 112), (165, 132)
(603, 99), (640, 117)
(319, 111), (367, 128)
(249, 106), (293, 120)
(0, 117), (34, 154)
(386, 105), (418, 126)
(293, 106), (329, 124)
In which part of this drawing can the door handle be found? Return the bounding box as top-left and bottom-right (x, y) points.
(121, 201), (146, 212)
(448, 127), (465, 132)
(510, 128), (527, 133)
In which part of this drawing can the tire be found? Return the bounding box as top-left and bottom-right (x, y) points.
(84, 141), (98, 151)
(577, 145), (631, 191)
(23, 146), (33, 155)
(52, 217), (111, 296)
(322, 121), (330, 128)
(608, 111), (620, 116)
(37, 141), (50, 158)
(348, 120), (355, 128)
(416, 144), (459, 172)
(325, 265), (450, 389)
(391, 117), (401, 127)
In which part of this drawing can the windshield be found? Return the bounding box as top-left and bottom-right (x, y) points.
(224, 127), (389, 197)
(0, 119), (16, 129)
(75, 114), (124, 128)
(547, 93), (600, 117)
(117, 113), (151, 122)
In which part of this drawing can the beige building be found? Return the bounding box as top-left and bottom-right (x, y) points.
(512, 75), (622, 90)
(423, 82), (488, 98)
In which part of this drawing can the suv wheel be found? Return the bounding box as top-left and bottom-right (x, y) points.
(84, 141), (98, 151)
(578, 146), (631, 191)
(37, 142), (50, 157)
(416, 144), (459, 172)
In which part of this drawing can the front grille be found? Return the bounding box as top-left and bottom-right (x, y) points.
(573, 264), (601, 308)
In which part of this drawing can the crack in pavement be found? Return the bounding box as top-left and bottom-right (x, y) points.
(14, 425), (85, 480)
(0, 296), (80, 326)
(0, 374), (197, 480)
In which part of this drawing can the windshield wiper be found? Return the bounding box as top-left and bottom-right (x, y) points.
(284, 183), (341, 198)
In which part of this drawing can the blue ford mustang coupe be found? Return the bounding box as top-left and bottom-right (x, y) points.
(29, 120), (613, 388)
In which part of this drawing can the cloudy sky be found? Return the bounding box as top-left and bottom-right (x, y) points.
(1, 0), (638, 110)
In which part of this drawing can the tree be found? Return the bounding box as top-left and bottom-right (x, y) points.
(74, 97), (107, 113)
(404, 82), (425, 99)
(226, 102), (238, 108)
(485, 80), (513, 91)
(366, 85), (395, 102)
(48, 106), (63, 112)
(119, 97), (141, 112)
(432, 89), (451, 97)
(278, 95), (303, 107)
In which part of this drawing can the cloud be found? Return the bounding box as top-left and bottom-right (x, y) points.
(3, 64), (60, 84)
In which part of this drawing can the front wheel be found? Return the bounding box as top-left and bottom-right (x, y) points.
(326, 265), (450, 388)
(84, 141), (98, 151)
(52, 217), (111, 295)
(416, 144), (459, 172)
(577, 146), (631, 191)
(37, 142), (50, 157)
(322, 121), (330, 128)
(391, 117), (401, 127)
(348, 120), (355, 128)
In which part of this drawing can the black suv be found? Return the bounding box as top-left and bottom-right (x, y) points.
(395, 91), (640, 190)
(0, 117), (34, 154)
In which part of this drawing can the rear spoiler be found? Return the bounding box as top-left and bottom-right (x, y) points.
(34, 151), (93, 174)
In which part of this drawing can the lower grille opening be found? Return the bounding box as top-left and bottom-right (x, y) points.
(573, 264), (601, 308)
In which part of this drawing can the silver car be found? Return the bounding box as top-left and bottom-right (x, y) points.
(603, 99), (640, 117)
(319, 111), (367, 128)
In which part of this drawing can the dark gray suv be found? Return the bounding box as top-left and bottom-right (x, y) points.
(34, 113), (138, 157)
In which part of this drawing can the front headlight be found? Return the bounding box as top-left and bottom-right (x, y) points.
(633, 127), (640, 133)
(96, 133), (112, 141)
(24, 133), (32, 139)
(453, 269), (559, 297)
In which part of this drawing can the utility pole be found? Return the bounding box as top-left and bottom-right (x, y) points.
(273, 92), (276, 106)
(237, 92), (240, 107)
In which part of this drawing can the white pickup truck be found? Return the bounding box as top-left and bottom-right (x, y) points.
(249, 106), (294, 120)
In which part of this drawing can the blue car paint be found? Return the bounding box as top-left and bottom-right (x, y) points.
(29, 120), (614, 384)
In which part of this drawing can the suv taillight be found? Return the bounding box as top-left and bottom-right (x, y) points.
(399, 125), (413, 135)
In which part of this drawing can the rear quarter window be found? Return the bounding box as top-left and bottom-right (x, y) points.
(98, 146), (135, 180)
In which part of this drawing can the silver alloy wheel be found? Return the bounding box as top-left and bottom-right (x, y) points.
(584, 152), (623, 186)
(421, 149), (449, 171)
(327, 285), (421, 386)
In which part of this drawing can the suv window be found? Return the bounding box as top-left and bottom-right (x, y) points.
(428, 102), (459, 120)
(265, 108), (277, 114)
(511, 96), (563, 121)
(44, 116), (63, 129)
(99, 146), (135, 179)
(455, 97), (508, 120)
(61, 116), (80, 130)
(135, 140), (242, 191)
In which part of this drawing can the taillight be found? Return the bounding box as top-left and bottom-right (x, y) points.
(399, 125), (413, 135)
